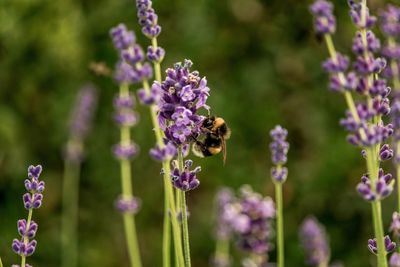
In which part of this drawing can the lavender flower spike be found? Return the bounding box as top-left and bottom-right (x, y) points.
(299, 216), (330, 266)
(270, 125), (289, 183)
(12, 165), (45, 267)
(136, 0), (162, 39)
(224, 185), (275, 266)
(65, 84), (98, 163)
(110, 23), (153, 85)
(310, 0), (336, 35)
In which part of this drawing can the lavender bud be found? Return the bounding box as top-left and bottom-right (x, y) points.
(309, 0), (336, 35)
(115, 196), (141, 214)
(379, 144), (393, 161)
(368, 236), (396, 254)
(147, 46), (165, 62)
(112, 143), (139, 160)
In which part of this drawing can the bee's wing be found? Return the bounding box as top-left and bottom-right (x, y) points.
(222, 137), (227, 165)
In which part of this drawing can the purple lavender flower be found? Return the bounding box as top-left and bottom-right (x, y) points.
(12, 165), (45, 263)
(115, 196), (141, 214)
(135, 0), (161, 39)
(112, 93), (140, 161)
(299, 217), (330, 266)
(309, 0), (336, 35)
(65, 84), (98, 162)
(110, 23), (153, 84)
(147, 46), (165, 63)
(226, 186), (275, 261)
(149, 140), (177, 161)
(380, 5), (400, 37)
(390, 211), (400, 239)
(356, 168), (394, 201)
(270, 125), (289, 183)
(110, 24), (135, 50)
(390, 252), (400, 267)
(348, 0), (377, 29)
(170, 159), (201, 191)
(368, 235), (396, 255)
(137, 81), (163, 106)
(158, 59), (210, 146)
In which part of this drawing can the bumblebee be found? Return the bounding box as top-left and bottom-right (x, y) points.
(192, 116), (231, 163)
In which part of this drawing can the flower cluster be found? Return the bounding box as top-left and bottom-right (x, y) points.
(380, 5), (400, 67)
(269, 125), (289, 183)
(12, 165), (45, 264)
(368, 235), (396, 255)
(309, 0), (336, 35)
(171, 159), (201, 191)
(115, 196), (141, 214)
(135, 0), (165, 63)
(158, 59), (210, 146)
(112, 93), (140, 160)
(299, 217), (330, 266)
(220, 186), (275, 265)
(356, 168), (394, 201)
(110, 23), (152, 84)
(65, 84), (98, 162)
(136, 0), (161, 39)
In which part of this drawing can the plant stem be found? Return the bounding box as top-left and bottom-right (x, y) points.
(61, 158), (81, 267)
(21, 208), (33, 267)
(151, 38), (162, 83)
(0, 256), (3, 267)
(141, 77), (184, 267)
(119, 83), (142, 267)
(274, 181), (284, 267)
(366, 148), (388, 267)
(214, 238), (230, 266)
(164, 161), (185, 267)
(177, 148), (191, 267)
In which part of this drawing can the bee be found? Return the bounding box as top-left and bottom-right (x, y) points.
(192, 115), (231, 164)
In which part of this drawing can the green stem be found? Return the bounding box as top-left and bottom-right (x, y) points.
(61, 158), (81, 267)
(119, 83), (142, 267)
(162, 184), (171, 267)
(180, 191), (191, 267)
(164, 161), (185, 267)
(274, 181), (284, 267)
(366, 148), (388, 267)
(151, 38), (162, 83)
(0, 256), (3, 267)
(21, 208), (33, 267)
(141, 78), (183, 267)
(214, 238), (230, 265)
(177, 148), (191, 267)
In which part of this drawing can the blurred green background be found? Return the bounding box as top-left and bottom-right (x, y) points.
(0, 0), (397, 266)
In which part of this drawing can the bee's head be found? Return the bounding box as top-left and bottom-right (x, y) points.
(203, 116), (215, 128)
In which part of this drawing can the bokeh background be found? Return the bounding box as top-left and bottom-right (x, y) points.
(0, 0), (397, 266)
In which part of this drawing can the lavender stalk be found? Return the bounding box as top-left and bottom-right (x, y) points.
(379, 4), (400, 213)
(12, 165), (45, 267)
(310, 0), (396, 266)
(134, 2), (185, 265)
(61, 84), (97, 267)
(269, 125), (289, 267)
